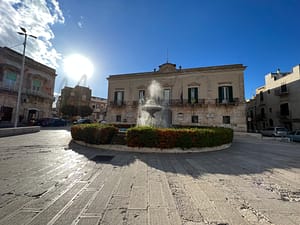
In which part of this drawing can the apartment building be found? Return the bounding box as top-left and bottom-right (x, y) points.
(106, 62), (247, 132)
(247, 65), (300, 131)
(90, 96), (107, 122)
(58, 85), (91, 117)
(0, 47), (56, 126)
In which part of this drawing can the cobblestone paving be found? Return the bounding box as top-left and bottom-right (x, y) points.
(0, 129), (299, 225)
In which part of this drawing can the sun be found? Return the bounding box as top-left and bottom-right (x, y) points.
(63, 54), (94, 80)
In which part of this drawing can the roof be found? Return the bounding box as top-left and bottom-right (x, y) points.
(107, 63), (246, 80)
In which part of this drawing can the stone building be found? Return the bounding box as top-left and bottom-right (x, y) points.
(247, 65), (300, 131)
(90, 96), (107, 122)
(0, 47), (56, 126)
(58, 85), (92, 118)
(106, 62), (247, 132)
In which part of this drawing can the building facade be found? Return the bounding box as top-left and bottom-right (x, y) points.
(247, 65), (300, 131)
(106, 62), (247, 131)
(90, 96), (107, 122)
(58, 85), (92, 118)
(0, 47), (56, 126)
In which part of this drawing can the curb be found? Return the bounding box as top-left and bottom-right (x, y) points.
(72, 140), (231, 154)
(0, 126), (40, 137)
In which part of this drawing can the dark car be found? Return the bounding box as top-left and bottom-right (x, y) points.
(287, 130), (300, 142)
(37, 118), (67, 127)
(73, 118), (92, 124)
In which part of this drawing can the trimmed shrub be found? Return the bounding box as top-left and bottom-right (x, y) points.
(71, 123), (118, 144)
(126, 126), (159, 147)
(126, 126), (233, 149)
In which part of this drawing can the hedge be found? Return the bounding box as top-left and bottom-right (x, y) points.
(126, 126), (233, 149)
(71, 123), (118, 144)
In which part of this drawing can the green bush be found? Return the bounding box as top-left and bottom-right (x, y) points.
(126, 126), (233, 149)
(71, 123), (118, 144)
(126, 126), (159, 147)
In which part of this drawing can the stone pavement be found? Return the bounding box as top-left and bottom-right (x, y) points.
(0, 129), (299, 225)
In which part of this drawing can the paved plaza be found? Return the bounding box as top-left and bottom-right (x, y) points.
(0, 128), (299, 225)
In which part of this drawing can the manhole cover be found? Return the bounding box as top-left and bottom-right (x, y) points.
(91, 155), (114, 162)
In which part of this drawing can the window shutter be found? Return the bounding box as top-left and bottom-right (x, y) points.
(195, 88), (198, 103)
(229, 86), (233, 102)
(188, 88), (191, 103)
(218, 87), (223, 103)
(114, 92), (117, 103)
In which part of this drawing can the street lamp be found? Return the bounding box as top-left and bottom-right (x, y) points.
(14, 27), (36, 127)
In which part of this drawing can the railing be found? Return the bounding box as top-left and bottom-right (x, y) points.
(109, 98), (242, 108)
(215, 98), (239, 105)
(274, 89), (289, 96)
(0, 83), (53, 100)
(109, 101), (127, 107)
(276, 111), (292, 120)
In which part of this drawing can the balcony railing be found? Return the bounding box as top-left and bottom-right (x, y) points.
(215, 98), (239, 105)
(274, 89), (289, 96)
(276, 111), (292, 120)
(0, 83), (53, 100)
(109, 101), (127, 107)
(109, 98), (242, 108)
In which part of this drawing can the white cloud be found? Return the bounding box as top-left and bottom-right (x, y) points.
(0, 0), (64, 68)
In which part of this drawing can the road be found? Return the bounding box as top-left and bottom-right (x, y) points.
(0, 128), (299, 225)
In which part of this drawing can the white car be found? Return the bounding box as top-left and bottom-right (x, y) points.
(261, 127), (288, 137)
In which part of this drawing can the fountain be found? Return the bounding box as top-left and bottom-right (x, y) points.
(137, 80), (171, 128)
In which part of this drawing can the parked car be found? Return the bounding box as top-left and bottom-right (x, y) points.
(73, 118), (92, 124)
(261, 127), (289, 137)
(36, 118), (67, 127)
(287, 130), (300, 142)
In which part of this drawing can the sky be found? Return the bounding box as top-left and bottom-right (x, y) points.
(1, 0), (300, 100)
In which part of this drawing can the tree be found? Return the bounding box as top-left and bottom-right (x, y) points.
(60, 105), (77, 117)
(78, 105), (93, 117)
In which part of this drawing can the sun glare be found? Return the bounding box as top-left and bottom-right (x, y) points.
(63, 54), (94, 80)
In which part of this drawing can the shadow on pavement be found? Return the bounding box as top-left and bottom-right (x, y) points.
(68, 136), (300, 178)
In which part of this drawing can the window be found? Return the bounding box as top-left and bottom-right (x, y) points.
(191, 115), (198, 123)
(218, 86), (233, 103)
(261, 108), (265, 118)
(223, 116), (230, 124)
(267, 90), (270, 94)
(4, 71), (17, 89)
(280, 103), (289, 116)
(163, 89), (171, 104)
(32, 79), (41, 92)
(188, 87), (198, 104)
(138, 90), (145, 103)
(82, 95), (86, 101)
(269, 108), (272, 113)
(259, 91), (264, 102)
(281, 84), (287, 93)
(114, 91), (124, 106)
(116, 115), (121, 122)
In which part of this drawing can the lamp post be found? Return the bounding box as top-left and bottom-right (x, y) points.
(14, 27), (36, 127)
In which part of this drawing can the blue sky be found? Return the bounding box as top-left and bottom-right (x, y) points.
(1, 0), (300, 100)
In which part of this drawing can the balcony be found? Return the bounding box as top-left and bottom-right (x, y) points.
(215, 98), (239, 106)
(274, 88), (289, 96)
(276, 111), (292, 121)
(0, 83), (53, 100)
(109, 101), (126, 108)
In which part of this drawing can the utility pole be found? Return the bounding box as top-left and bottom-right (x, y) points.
(14, 27), (36, 127)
